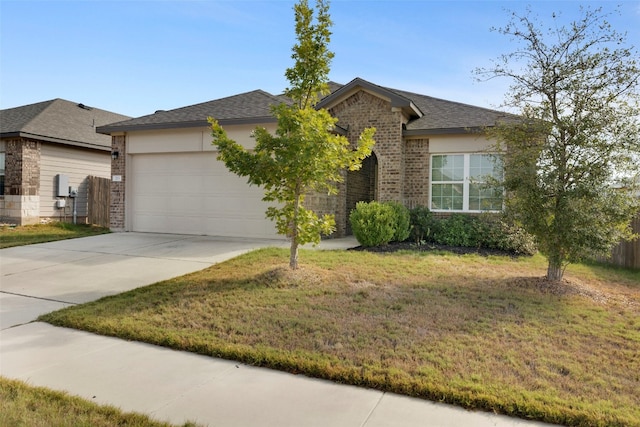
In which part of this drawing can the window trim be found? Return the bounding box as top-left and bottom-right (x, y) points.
(429, 153), (503, 213)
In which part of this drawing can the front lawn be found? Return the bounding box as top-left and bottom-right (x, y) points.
(40, 248), (640, 427)
(0, 377), (198, 427)
(0, 222), (110, 248)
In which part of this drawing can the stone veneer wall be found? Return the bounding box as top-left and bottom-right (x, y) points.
(404, 137), (430, 208)
(110, 135), (126, 230)
(1, 138), (41, 225)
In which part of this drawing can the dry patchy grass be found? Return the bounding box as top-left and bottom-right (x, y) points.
(0, 377), (198, 427)
(0, 223), (109, 248)
(41, 249), (640, 427)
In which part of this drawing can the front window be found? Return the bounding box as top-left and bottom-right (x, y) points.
(430, 153), (503, 212)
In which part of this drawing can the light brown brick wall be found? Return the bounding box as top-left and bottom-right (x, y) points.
(110, 135), (126, 230)
(4, 138), (40, 197)
(323, 90), (404, 236)
(404, 137), (430, 208)
(1, 138), (41, 224)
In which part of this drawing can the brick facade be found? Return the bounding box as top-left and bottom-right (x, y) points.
(404, 137), (430, 208)
(99, 80), (506, 238)
(109, 135), (126, 230)
(306, 90), (408, 236)
(1, 138), (41, 224)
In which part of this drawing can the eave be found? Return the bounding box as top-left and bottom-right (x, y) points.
(0, 131), (111, 151)
(96, 116), (278, 135)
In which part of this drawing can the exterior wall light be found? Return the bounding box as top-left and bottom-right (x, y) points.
(111, 151), (119, 160)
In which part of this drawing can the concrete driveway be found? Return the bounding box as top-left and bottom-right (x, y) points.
(0, 232), (289, 330)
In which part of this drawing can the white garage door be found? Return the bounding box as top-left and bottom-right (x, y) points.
(130, 152), (279, 239)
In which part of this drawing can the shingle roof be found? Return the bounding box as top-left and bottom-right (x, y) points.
(317, 78), (423, 120)
(390, 88), (514, 134)
(0, 99), (130, 150)
(95, 78), (515, 136)
(97, 90), (288, 134)
(318, 78), (514, 134)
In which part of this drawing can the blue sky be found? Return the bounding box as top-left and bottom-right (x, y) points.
(1, 0), (639, 118)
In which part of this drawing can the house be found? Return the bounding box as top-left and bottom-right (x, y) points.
(0, 99), (131, 225)
(97, 78), (509, 239)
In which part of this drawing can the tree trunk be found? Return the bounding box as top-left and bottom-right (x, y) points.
(289, 185), (302, 270)
(289, 239), (299, 270)
(546, 260), (563, 281)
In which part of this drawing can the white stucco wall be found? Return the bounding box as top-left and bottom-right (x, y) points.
(127, 123), (277, 154)
(428, 134), (496, 153)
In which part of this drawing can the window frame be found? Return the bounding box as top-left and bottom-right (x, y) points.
(429, 153), (503, 213)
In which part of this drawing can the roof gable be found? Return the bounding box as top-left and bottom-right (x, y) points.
(92, 77), (516, 136)
(316, 78), (423, 119)
(0, 99), (130, 150)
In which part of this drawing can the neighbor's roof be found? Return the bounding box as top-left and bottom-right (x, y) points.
(0, 99), (131, 150)
(96, 78), (514, 135)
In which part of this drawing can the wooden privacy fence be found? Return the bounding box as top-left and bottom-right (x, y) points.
(88, 176), (110, 228)
(600, 212), (640, 269)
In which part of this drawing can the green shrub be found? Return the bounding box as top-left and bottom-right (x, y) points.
(433, 214), (479, 247)
(352, 202), (538, 255)
(495, 220), (538, 255)
(385, 201), (411, 242)
(409, 206), (438, 244)
(350, 201), (396, 247)
(417, 211), (537, 255)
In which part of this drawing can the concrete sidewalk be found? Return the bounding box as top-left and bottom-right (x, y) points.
(1, 322), (554, 427)
(0, 233), (556, 427)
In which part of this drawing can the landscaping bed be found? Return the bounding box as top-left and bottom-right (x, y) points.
(351, 240), (522, 257)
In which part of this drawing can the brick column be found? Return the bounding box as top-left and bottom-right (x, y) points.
(110, 135), (126, 231)
(376, 108), (404, 203)
(404, 138), (430, 208)
(2, 138), (41, 225)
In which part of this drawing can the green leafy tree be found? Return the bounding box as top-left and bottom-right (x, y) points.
(210, 0), (375, 270)
(476, 6), (640, 281)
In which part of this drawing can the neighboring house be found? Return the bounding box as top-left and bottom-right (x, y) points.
(0, 99), (130, 225)
(97, 77), (510, 239)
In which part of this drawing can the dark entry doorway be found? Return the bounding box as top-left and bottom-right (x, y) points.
(346, 152), (378, 234)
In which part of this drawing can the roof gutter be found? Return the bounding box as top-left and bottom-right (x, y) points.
(1, 131), (111, 151)
(96, 116), (278, 135)
(403, 126), (490, 137)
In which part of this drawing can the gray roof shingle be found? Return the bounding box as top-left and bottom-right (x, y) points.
(97, 90), (288, 134)
(390, 88), (514, 133)
(1, 99), (130, 150)
(319, 78), (514, 134)
(94, 78), (516, 135)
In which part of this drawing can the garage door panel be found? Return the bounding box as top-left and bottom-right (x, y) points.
(130, 153), (278, 239)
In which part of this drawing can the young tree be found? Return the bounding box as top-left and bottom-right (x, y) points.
(210, 0), (375, 270)
(476, 6), (640, 281)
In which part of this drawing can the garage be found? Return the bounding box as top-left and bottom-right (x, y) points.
(129, 152), (279, 239)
